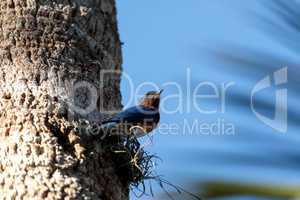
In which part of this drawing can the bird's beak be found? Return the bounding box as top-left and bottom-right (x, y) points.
(159, 89), (164, 95)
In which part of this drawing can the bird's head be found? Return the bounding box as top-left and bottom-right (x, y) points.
(140, 89), (163, 110)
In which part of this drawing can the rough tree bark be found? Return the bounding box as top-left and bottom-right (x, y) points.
(0, 0), (128, 199)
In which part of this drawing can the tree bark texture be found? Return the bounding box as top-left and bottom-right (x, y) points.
(0, 0), (127, 199)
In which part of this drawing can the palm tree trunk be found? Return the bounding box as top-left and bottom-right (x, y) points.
(0, 0), (127, 199)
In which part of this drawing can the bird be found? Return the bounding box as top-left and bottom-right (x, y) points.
(98, 90), (163, 139)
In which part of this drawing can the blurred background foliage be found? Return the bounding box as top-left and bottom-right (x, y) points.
(198, 0), (300, 199)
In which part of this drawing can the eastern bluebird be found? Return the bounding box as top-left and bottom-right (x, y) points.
(98, 90), (163, 138)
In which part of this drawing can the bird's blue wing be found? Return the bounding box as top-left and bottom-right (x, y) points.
(105, 106), (159, 124)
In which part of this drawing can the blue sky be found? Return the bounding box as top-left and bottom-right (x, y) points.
(116, 1), (300, 199)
